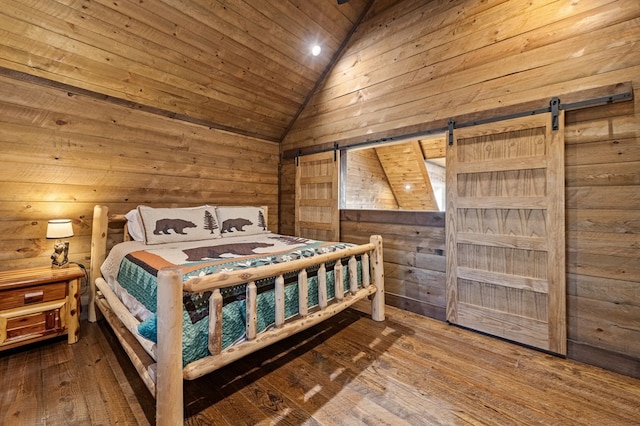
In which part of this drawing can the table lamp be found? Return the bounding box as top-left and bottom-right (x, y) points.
(47, 219), (74, 267)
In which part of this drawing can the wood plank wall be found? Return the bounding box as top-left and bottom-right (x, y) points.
(280, 0), (640, 377)
(0, 0), (369, 142)
(0, 76), (280, 272)
(341, 210), (446, 320)
(344, 149), (398, 209)
(565, 99), (640, 377)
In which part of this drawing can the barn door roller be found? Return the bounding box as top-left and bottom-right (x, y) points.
(448, 118), (455, 146)
(550, 97), (560, 131)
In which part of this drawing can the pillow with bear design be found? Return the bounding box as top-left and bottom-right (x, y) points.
(138, 205), (221, 245)
(216, 206), (268, 237)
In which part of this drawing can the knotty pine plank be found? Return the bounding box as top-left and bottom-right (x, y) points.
(231, 1), (342, 63)
(568, 295), (640, 347)
(341, 227), (446, 253)
(2, 306), (639, 424)
(341, 220), (446, 241)
(89, 0), (311, 99)
(149, 0), (321, 81)
(385, 293), (446, 321)
(284, 3), (640, 149)
(288, 0), (361, 41)
(38, 342), (91, 424)
(384, 277), (445, 309)
(0, 123), (279, 177)
(0, 3), (295, 138)
(567, 251), (640, 282)
(0, 183), (278, 215)
(319, 0), (631, 107)
(568, 312), (640, 360)
(62, 0), (305, 111)
(357, 303), (640, 423)
(330, 316), (578, 424)
(0, 93), (281, 161)
(566, 185), (640, 210)
(567, 273), (640, 306)
(565, 114), (639, 145)
(289, 52), (640, 151)
(567, 230), (640, 258)
(0, 42), (285, 142)
(90, 322), (154, 425)
(345, 0), (508, 58)
(0, 342), (43, 425)
(0, 161), (277, 196)
(566, 208), (640, 234)
(3, 0), (303, 113)
(566, 161), (640, 187)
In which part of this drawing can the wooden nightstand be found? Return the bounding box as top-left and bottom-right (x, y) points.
(0, 264), (84, 351)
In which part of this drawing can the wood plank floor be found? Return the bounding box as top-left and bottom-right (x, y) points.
(1, 303), (639, 425)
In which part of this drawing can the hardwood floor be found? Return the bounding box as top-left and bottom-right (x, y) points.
(1, 303), (639, 425)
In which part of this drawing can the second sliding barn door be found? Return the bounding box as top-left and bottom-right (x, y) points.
(295, 150), (340, 241)
(446, 112), (566, 355)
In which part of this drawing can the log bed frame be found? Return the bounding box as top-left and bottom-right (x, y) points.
(87, 205), (385, 425)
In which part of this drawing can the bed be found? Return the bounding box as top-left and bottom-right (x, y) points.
(88, 204), (384, 425)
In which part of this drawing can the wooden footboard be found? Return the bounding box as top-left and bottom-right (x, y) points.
(89, 205), (384, 426)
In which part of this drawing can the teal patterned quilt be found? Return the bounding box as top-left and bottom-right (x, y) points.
(114, 234), (361, 365)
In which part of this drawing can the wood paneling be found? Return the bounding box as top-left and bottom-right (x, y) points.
(375, 141), (438, 210)
(0, 76), (280, 271)
(341, 210), (446, 320)
(282, 0), (640, 151)
(282, 0), (640, 376)
(344, 149), (398, 209)
(565, 98), (640, 367)
(0, 0), (369, 141)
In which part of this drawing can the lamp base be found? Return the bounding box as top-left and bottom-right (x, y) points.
(51, 241), (70, 268)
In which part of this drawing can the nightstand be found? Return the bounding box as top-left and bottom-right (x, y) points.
(0, 264), (84, 351)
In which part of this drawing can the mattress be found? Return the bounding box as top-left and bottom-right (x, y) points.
(100, 233), (362, 365)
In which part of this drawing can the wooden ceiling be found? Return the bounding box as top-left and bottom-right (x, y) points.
(0, 0), (370, 142)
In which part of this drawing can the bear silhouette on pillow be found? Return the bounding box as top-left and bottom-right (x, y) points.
(153, 218), (197, 235)
(221, 218), (253, 233)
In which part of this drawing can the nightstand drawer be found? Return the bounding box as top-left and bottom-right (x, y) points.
(4, 308), (64, 342)
(0, 282), (67, 311)
(0, 299), (67, 347)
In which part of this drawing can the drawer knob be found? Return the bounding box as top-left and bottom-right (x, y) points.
(24, 290), (44, 304)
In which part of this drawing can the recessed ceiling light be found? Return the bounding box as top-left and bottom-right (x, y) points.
(312, 45), (321, 56)
(405, 184), (412, 190)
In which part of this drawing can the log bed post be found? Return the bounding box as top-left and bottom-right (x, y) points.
(156, 266), (184, 426)
(370, 235), (385, 321)
(89, 205), (109, 322)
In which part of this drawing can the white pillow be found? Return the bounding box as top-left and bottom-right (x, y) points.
(216, 206), (268, 237)
(138, 205), (221, 244)
(124, 209), (145, 241)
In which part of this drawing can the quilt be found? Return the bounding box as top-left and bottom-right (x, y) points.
(104, 233), (362, 365)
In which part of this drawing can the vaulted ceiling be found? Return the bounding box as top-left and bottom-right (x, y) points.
(0, 0), (371, 142)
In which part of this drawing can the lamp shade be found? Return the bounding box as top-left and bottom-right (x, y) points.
(46, 219), (74, 239)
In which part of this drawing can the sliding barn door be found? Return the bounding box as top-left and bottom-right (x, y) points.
(295, 150), (340, 241)
(446, 112), (566, 355)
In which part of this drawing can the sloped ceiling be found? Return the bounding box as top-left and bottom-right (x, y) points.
(0, 0), (371, 142)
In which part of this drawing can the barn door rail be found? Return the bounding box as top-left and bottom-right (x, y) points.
(449, 91), (629, 144)
(282, 82), (632, 157)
